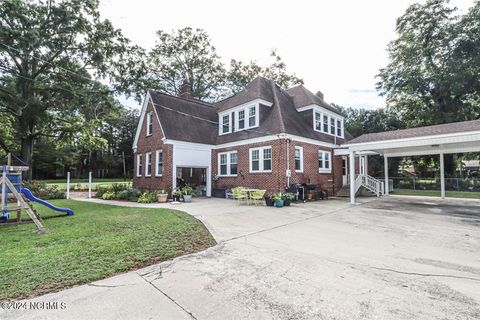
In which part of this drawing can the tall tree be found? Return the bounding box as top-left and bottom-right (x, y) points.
(377, 0), (480, 127)
(224, 50), (304, 96)
(147, 27), (226, 101)
(0, 0), (145, 177)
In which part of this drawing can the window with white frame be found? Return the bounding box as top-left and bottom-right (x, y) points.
(248, 106), (256, 127)
(155, 150), (163, 176)
(221, 114), (231, 134)
(318, 150), (331, 173)
(218, 151), (237, 176)
(323, 115), (329, 133)
(315, 112), (322, 131)
(330, 118), (335, 135)
(336, 119), (342, 137)
(145, 152), (152, 176)
(250, 147), (272, 172)
(136, 154), (143, 177)
(238, 110), (245, 130)
(295, 146), (303, 172)
(146, 112), (153, 136)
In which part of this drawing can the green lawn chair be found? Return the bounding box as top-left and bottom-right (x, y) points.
(232, 187), (247, 205)
(249, 189), (266, 206)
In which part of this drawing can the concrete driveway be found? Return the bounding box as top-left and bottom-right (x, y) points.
(2, 196), (480, 320)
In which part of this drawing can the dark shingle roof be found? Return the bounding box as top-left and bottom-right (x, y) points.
(286, 85), (342, 115)
(345, 119), (480, 145)
(149, 90), (218, 145)
(148, 78), (347, 145)
(215, 76), (274, 111)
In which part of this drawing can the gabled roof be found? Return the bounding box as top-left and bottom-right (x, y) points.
(345, 119), (480, 145)
(149, 90), (218, 145)
(215, 76), (274, 111)
(286, 85), (341, 115)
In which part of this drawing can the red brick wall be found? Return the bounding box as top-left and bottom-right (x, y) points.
(133, 102), (173, 193)
(212, 139), (342, 195)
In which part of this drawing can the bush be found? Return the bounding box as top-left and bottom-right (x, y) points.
(95, 185), (112, 198)
(111, 183), (129, 193)
(117, 188), (141, 201)
(23, 180), (65, 200)
(137, 192), (157, 203)
(102, 191), (117, 200)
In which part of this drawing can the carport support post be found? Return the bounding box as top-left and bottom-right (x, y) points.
(440, 153), (445, 199)
(384, 156), (389, 195)
(349, 151), (356, 204)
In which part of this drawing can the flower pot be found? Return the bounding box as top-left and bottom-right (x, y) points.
(172, 195), (181, 202)
(283, 198), (291, 206)
(157, 194), (168, 203)
(274, 199), (284, 208)
(183, 195), (192, 203)
(265, 196), (274, 207)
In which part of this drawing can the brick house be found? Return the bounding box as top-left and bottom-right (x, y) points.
(132, 76), (353, 196)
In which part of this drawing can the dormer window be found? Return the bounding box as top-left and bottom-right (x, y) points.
(238, 110), (245, 130)
(314, 110), (344, 139)
(248, 106), (256, 127)
(221, 114), (231, 134)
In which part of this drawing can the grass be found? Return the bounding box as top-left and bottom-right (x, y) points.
(44, 180), (131, 191)
(0, 200), (216, 301)
(393, 188), (480, 199)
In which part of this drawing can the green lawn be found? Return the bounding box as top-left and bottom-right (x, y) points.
(44, 179), (131, 191)
(393, 188), (480, 199)
(0, 200), (216, 301)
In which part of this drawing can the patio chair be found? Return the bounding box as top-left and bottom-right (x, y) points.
(249, 189), (266, 206)
(232, 187), (247, 205)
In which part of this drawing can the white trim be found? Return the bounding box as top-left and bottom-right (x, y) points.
(136, 154), (143, 177)
(294, 146), (303, 172)
(222, 98), (273, 113)
(313, 109), (344, 139)
(214, 134), (337, 150)
(132, 92), (166, 152)
(218, 151), (238, 177)
(249, 146), (272, 173)
(145, 152), (152, 177)
(318, 150), (332, 173)
(155, 149), (163, 176)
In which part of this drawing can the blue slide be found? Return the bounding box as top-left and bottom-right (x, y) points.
(21, 188), (74, 216)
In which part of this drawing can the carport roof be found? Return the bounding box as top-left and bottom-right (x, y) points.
(345, 119), (480, 145)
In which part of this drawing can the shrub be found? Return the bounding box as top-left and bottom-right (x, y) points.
(180, 185), (194, 196)
(137, 192), (157, 203)
(95, 185), (112, 198)
(102, 191), (117, 200)
(117, 188), (141, 201)
(23, 180), (66, 200)
(111, 183), (129, 193)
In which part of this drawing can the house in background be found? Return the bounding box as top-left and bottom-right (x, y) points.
(132, 76), (350, 196)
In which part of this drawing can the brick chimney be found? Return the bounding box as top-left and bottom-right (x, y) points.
(316, 91), (324, 100)
(178, 76), (192, 100)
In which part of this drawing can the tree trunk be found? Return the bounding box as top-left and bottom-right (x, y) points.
(21, 135), (34, 180)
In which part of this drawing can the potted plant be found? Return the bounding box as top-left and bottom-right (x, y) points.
(157, 189), (168, 203)
(172, 189), (182, 202)
(282, 192), (294, 206)
(181, 186), (194, 202)
(264, 195), (274, 207)
(272, 193), (284, 208)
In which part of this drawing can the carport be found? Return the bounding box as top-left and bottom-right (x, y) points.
(339, 119), (480, 204)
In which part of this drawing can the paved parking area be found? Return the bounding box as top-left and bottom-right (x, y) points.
(3, 196), (480, 320)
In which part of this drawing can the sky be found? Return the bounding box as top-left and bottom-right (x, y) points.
(99, 0), (474, 110)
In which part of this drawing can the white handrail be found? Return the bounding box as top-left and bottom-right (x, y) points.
(361, 174), (384, 196)
(354, 174), (362, 193)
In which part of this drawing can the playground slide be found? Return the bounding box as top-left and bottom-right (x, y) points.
(21, 188), (74, 216)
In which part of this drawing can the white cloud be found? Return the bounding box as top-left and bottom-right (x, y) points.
(99, 0), (474, 110)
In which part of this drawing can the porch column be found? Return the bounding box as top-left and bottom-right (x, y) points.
(349, 151), (356, 204)
(364, 155), (369, 176)
(440, 153), (445, 199)
(206, 166), (212, 197)
(384, 155), (389, 195)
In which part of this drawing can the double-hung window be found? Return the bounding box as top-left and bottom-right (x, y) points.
(248, 106), (256, 127)
(337, 119), (342, 137)
(295, 146), (303, 172)
(221, 114), (230, 134)
(330, 118), (336, 135)
(145, 152), (152, 176)
(155, 150), (163, 176)
(318, 150), (331, 173)
(250, 147), (272, 172)
(218, 151), (238, 176)
(146, 112), (153, 136)
(136, 154), (143, 177)
(323, 115), (329, 133)
(315, 112), (322, 131)
(238, 110), (245, 130)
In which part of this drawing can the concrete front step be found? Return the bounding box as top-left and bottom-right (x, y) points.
(336, 185), (378, 197)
